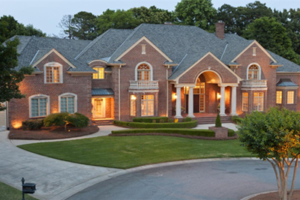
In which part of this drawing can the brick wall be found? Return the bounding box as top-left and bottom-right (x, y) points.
(8, 52), (92, 129)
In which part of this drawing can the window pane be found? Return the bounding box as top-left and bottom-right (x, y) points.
(242, 93), (248, 111)
(39, 98), (47, 116)
(130, 95), (136, 116)
(53, 67), (60, 83)
(68, 97), (74, 113)
(276, 91), (282, 104)
(253, 92), (263, 111)
(98, 68), (104, 79)
(61, 97), (67, 112)
(31, 99), (39, 117)
(287, 91), (294, 104)
(93, 68), (98, 79)
(46, 67), (53, 83)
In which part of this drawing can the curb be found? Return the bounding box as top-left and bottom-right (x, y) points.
(240, 190), (278, 200)
(55, 157), (259, 200)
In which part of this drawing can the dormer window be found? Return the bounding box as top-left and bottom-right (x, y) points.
(248, 65), (260, 80)
(93, 67), (104, 79)
(44, 62), (63, 83)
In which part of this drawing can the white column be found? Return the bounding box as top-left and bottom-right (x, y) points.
(231, 86), (237, 116)
(175, 86), (182, 118)
(220, 86), (226, 116)
(188, 87), (195, 118)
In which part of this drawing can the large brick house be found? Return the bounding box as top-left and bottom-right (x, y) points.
(4, 22), (300, 129)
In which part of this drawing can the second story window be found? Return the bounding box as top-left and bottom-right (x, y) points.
(45, 62), (62, 83)
(93, 67), (104, 79)
(137, 64), (151, 81)
(248, 65), (259, 80)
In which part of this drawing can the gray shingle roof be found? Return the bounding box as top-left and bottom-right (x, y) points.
(92, 88), (114, 96)
(276, 79), (298, 87)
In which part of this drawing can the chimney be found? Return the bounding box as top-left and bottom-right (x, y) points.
(215, 21), (225, 39)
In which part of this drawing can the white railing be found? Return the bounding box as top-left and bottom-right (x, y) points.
(242, 79), (267, 88)
(129, 80), (159, 90)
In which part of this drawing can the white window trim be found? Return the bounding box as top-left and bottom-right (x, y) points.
(253, 47), (257, 56)
(141, 44), (146, 54)
(135, 62), (153, 81)
(58, 93), (78, 113)
(93, 66), (105, 79)
(29, 94), (50, 118)
(44, 62), (63, 84)
(247, 63), (261, 80)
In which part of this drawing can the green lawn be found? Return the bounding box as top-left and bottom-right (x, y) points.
(19, 136), (253, 169)
(0, 181), (37, 200)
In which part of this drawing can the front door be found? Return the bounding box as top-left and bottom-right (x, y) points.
(94, 98), (105, 118)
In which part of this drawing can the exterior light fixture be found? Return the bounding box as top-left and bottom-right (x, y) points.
(217, 93), (221, 99)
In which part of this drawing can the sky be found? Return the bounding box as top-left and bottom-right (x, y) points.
(0, 0), (298, 36)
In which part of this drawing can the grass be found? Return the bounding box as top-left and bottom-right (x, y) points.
(0, 181), (37, 200)
(19, 136), (253, 169)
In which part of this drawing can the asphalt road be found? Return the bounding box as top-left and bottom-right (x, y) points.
(68, 160), (300, 200)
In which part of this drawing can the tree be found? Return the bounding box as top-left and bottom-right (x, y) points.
(130, 6), (176, 24)
(72, 11), (98, 40)
(175, 0), (217, 31)
(58, 15), (75, 39)
(0, 36), (34, 111)
(243, 17), (300, 65)
(0, 15), (45, 40)
(238, 107), (300, 200)
(96, 9), (139, 35)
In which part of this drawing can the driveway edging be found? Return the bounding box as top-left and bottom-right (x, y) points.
(240, 190), (278, 200)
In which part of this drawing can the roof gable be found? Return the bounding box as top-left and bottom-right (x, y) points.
(115, 36), (173, 62)
(231, 40), (277, 63)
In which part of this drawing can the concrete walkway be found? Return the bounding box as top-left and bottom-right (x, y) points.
(193, 123), (238, 131)
(2, 123), (239, 199)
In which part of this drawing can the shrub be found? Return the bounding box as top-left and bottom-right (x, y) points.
(182, 117), (192, 122)
(114, 120), (198, 128)
(232, 116), (243, 124)
(44, 112), (89, 128)
(215, 113), (222, 127)
(111, 128), (215, 137)
(228, 129), (236, 137)
(22, 119), (43, 130)
(43, 113), (68, 127)
(133, 117), (168, 123)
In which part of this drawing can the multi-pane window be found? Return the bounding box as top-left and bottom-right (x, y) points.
(287, 91), (294, 104)
(130, 95), (136, 116)
(31, 96), (48, 117)
(137, 64), (150, 81)
(141, 95), (154, 116)
(93, 67), (104, 79)
(61, 96), (75, 113)
(248, 65), (259, 80)
(253, 92), (264, 111)
(276, 91), (282, 104)
(242, 92), (248, 112)
(46, 66), (60, 83)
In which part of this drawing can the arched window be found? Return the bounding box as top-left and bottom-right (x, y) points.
(137, 64), (151, 81)
(44, 62), (63, 83)
(248, 65), (260, 80)
(29, 94), (50, 118)
(93, 67), (104, 79)
(59, 93), (77, 114)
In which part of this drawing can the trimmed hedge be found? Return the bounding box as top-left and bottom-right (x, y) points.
(22, 119), (43, 130)
(114, 120), (198, 128)
(182, 117), (192, 122)
(231, 116), (243, 124)
(132, 117), (169, 123)
(43, 112), (89, 128)
(111, 128), (215, 137)
(228, 129), (235, 137)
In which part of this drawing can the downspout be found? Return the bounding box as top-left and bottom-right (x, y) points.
(166, 66), (169, 117)
(118, 65), (121, 120)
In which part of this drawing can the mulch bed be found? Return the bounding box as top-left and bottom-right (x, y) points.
(9, 126), (99, 140)
(109, 133), (238, 140)
(250, 190), (300, 200)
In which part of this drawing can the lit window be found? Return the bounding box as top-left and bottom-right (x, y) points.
(130, 95), (136, 116)
(93, 67), (104, 79)
(45, 63), (62, 83)
(141, 95), (154, 116)
(242, 92), (248, 112)
(60, 93), (77, 114)
(287, 91), (294, 104)
(276, 91), (282, 104)
(253, 92), (264, 111)
(137, 64), (151, 81)
(30, 95), (49, 118)
(248, 65), (259, 80)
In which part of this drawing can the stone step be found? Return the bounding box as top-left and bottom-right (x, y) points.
(196, 116), (233, 124)
(92, 120), (114, 126)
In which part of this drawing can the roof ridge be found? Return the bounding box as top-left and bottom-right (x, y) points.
(74, 29), (112, 60)
(108, 24), (144, 62)
(18, 36), (33, 54)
